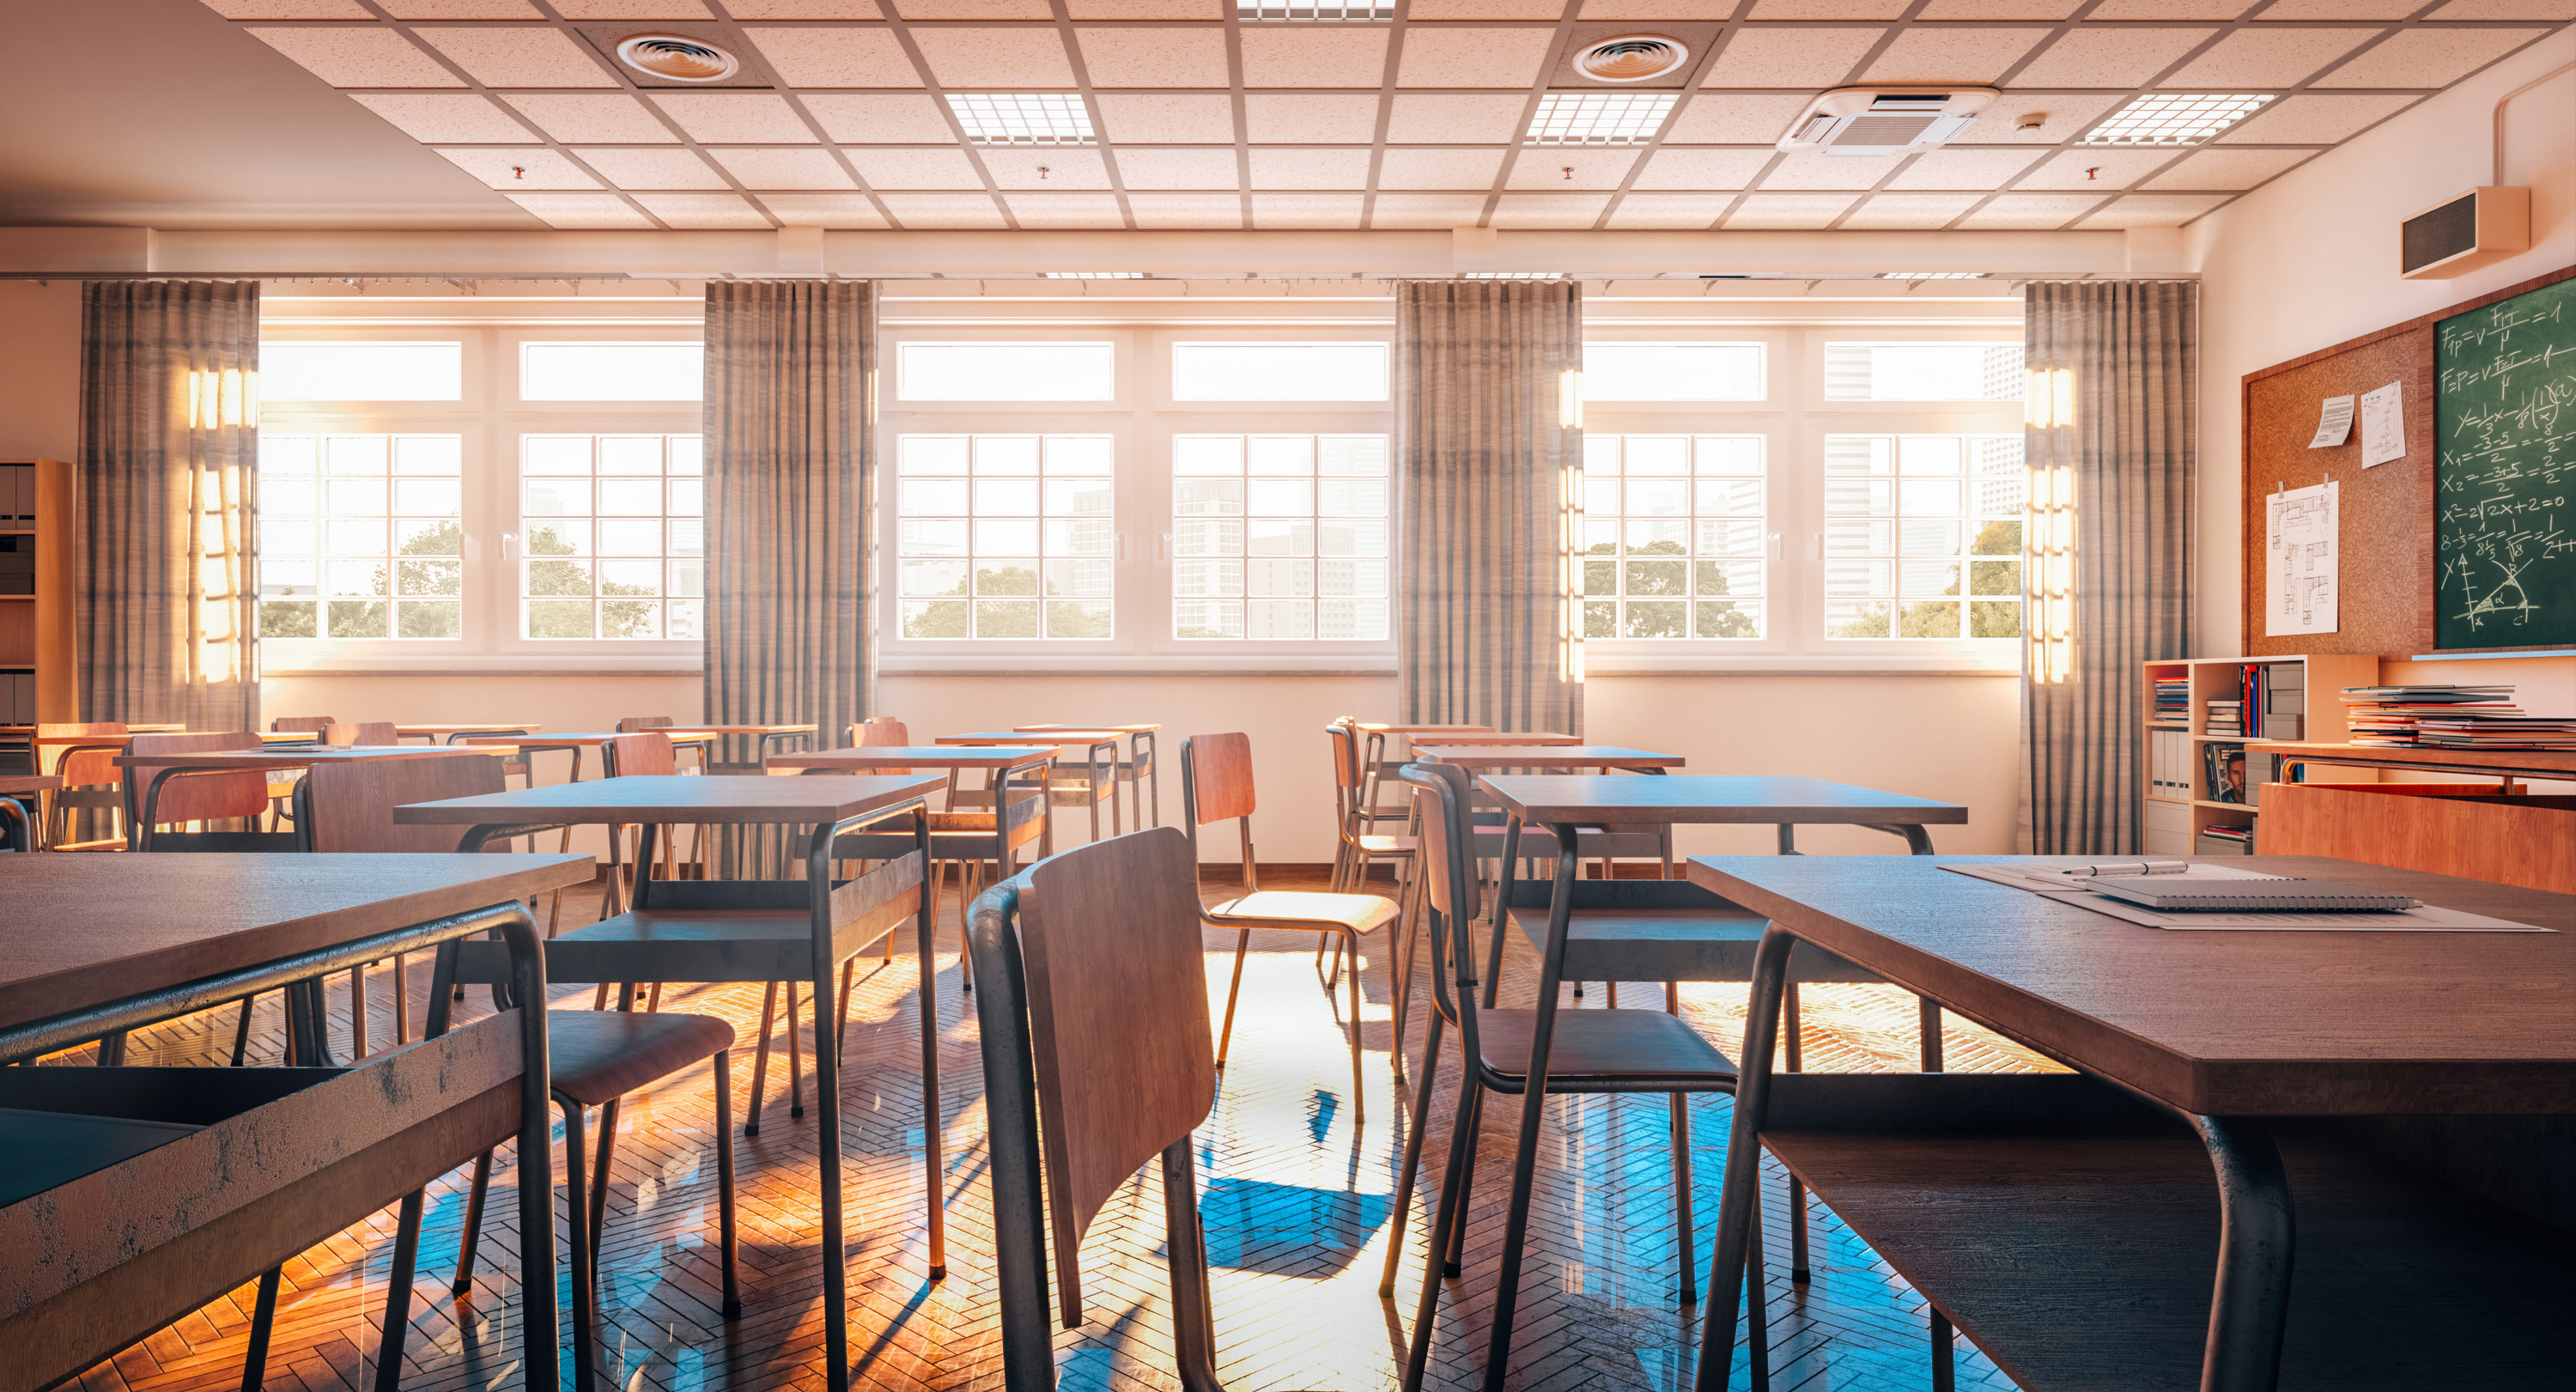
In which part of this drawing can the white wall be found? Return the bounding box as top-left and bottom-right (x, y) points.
(0, 280), (79, 462)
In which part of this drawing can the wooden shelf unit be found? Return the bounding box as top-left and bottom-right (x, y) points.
(2139, 653), (2379, 854)
(0, 459), (73, 736)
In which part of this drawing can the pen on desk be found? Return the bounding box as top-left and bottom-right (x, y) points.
(2054, 860), (2190, 878)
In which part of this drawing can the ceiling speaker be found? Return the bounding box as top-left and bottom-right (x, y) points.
(1573, 36), (1690, 83)
(615, 33), (740, 83)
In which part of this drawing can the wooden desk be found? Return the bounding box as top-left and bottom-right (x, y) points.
(116, 745), (513, 849)
(0, 854), (587, 1392)
(1413, 744), (1683, 772)
(0, 773), (55, 851)
(459, 729), (717, 783)
(1014, 723), (1162, 827)
(767, 746), (1062, 854)
(2249, 739), (2576, 789)
(658, 723), (818, 768)
(393, 722), (539, 744)
(1682, 854), (2576, 1392)
(1392, 730), (1582, 746)
(939, 732), (1125, 838)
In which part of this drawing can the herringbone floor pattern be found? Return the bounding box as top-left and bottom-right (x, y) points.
(42, 864), (2056, 1392)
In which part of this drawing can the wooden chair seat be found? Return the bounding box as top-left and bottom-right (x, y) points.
(1356, 834), (1416, 856)
(543, 1011), (738, 1108)
(1206, 890), (1401, 934)
(1472, 1007), (1738, 1085)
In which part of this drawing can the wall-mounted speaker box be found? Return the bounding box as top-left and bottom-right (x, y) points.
(2400, 187), (2530, 279)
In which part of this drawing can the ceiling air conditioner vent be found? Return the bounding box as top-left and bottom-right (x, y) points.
(1778, 87), (1997, 157)
(615, 33), (739, 83)
(1574, 35), (1690, 83)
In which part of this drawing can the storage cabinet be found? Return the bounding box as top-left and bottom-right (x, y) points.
(2138, 653), (2380, 855)
(0, 459), (71, 733)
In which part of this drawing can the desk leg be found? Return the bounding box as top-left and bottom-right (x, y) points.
(2190, 1115), (2296, 1392)
(1694, 925), (1795, 1392)
(1478, 822), (1580, 1392)
(918, 811), (948, 1281)
(1777, 824), (1797, 854)
(1485, 814), (1525, 1010)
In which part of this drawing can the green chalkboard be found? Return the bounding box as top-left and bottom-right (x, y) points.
(2434, 276), (2576, 650)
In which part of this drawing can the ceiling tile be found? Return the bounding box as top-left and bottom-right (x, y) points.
(649, 94), (819, 142)
(1251, 193), (1366, 227)
(505, 192), (655, 227)
(1952, 93), (2120, 144)
(895, 0), (1053, 14)
(727, 0), (885, 14)
(1491, 193), (1613, 228)
(1631, 147), (1772, 188)
(1126, 192), (1245, 227)
(204, 1), (370, 15)
(574, 147), (732, 188)
(347, 93), (536, 143)
(1396, 27), (1558, 87)
(2161, 28), (2377, 87)
(1886, 146), (2041, 189)
(1862, 27), (2045, 84)
(801, 94), (957, 143)
(742, 28), (922, 87)
(1247, 148), (1376, 188)
(1604, 192), (1735, 228)
(413, 27), (618, 87)
(1067, 0), (1224, 13)
(2424, 0), (2576, 15)
(2075, 192), (2226, 227)
(2215, 92), (2414, 143)
(910, 28), (1080, 87)
(1245, 94), (1383, 143)
(1239, 27), (1393, 88)
(1759, 149), (1897, 189)
(876, 192), (1010, 226)
(2261, 0), (2417, 15)
(382, 1), (544, 15)
(241, 27), (465, 87)
(502, 94), (678, 143)
(1376, 147), (1508, 188)
(2314, 27), (2550, 87)
(1113, 147), (1244, 189)
(2014, 149), (2175, 189)
(2143, 145), (2313, 189)
(1386, 94), (1530, 143)
(1661, 92), (1809, 143)
(551, 1), (716, 14)
(1955, 191), (2104, 227)
(1837, 191), (1984, 227)
(1722, 191), (1858, 226)
(1576, 0), (1742, 14)
(1700, 27), (1884, 88)
(2087, 0), (2250, 13)
(1095, 93), (1240, 143)
(632, 192), (773, 228)
(1413, 0), (1564, 14)
(1369, 192), (1492, 226)
(434, 147), (600, 189)
(2009, 27), (2215, 87)
(980, 148), (1115, 188)
(844, 146), (989, 188)
(754, 192), (892, 226)
(1076, 27), (1231, 88)
(1915, 0), (2081, 15)
(1747, 0), (1907, 15)
(1507, 149), (1641, 189)
(1002, 192), (1128, 226)
(708, 147), (860, 189)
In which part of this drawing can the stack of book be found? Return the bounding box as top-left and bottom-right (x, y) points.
(2415, 714), (2576, 749)
(2341, 685), (2523, 746)
(2153, 677), (2190, 724)
(2195, 824), (2254, 855)
(2205, 699), (2245, 737)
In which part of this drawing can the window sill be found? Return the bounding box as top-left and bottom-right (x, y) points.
(1583, 653), (2022, 677)
(878, 653), (1394, 678)
(262, 654), (704, 677)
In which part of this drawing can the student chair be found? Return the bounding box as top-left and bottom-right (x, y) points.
(37, 720), (127, 849)
(322, 720), (398, 746)
(1182, 731), (1402, 1124)
(1325, 720), (1417, 896)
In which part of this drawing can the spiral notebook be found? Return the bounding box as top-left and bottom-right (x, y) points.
(2078, 878), (2417, 912)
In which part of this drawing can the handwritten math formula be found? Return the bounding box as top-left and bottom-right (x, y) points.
(2436, 279), (2576, 647)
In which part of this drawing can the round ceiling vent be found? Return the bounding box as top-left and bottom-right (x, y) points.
(616, 33), (739, 83)
(1573, 34), (1689, 83)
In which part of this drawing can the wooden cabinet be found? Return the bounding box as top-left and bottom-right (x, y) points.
(2138, 652), (2380, 855)
(0, 459), (73, 730)
(2257, 782), (2576, 896)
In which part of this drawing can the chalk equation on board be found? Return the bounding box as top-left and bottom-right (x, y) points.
(2435, 279), (2576, 648)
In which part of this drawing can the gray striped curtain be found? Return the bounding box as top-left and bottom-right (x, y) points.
(2021, 280), (2196, 854)
(78, 280), (261, 733)
(1394, 282), (1585, 735)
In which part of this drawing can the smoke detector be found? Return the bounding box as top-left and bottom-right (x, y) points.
(1573, 35), (1690, 83)
(615, 33), (740, 83)
(1778, 87), (1998, 156)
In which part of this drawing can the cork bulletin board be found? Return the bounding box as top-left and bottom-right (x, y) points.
(2240, 263), (2576, 658)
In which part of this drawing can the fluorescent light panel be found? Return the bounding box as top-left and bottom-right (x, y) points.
(947, 93), (1094, 146)
(1526, 92), (1678, 146)
(1236, 0), (1394, 16)
(1883, 272), (1987, 279)
(1044, 271), (1147, 279)
(2083, 93), (2274, 147)
(1462, 272), (1566, 280)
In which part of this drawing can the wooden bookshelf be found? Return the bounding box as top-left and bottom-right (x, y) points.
(2140, 653), (2380, 854)
(0, 459), (74, 737)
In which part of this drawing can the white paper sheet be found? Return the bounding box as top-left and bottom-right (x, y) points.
(1944, 862), (2283, 892)
(1938, 865), (2552, 932)
(2359, 380), (2405, 467)
(2265, 481), (2339, 636)
(2308, 394), (2354, 448)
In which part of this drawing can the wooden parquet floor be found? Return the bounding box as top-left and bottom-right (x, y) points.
(42, 863), (2059, 1392)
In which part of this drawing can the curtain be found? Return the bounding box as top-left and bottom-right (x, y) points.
(1394, 281), (1585, 735)
(2020, 280), (2196, 854)
(78, 280), (260, 733)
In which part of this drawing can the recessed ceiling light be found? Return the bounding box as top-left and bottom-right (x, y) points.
(947, 94), (1094, 146)
(615, 33), (739, 83)
(1526, 92), (1678, 146)
(2083, 93), (2274, 147)
(1573, 35), (1690, 84)
(1462, 272), (1566, 280)
(1883, 272), (1987, 279)
(1236, 0), (1394, 16)
(1044, 271), (1147, 279)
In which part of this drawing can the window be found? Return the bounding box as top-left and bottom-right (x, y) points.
(258, 433), (463, 640)
(896, 434), (1115, 640)
(898, 342), (1115, 400)
(519, 434), (703, 641)
(1580, 435), (1765, 640)
(1822, 435), (2024, 641)
(1172, 343), (1388, 401)
(262, 342), (461, 401)
(1824, 343), (2024, 401)
(1172, 435), (1389, 641)
(1583, 343), (1764, 402)
(522, 343), (702, 401)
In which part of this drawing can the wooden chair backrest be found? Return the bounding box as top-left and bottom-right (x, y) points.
(849, 717), (914, 774)
(1325, 721), (1363, 793)
(1406, 762), (1481, 923)
(617, 715), (676, 732)
(303, 754), (507, 853)
(323, 721), (398, 747)
(38, 722), (126, 786)
(1017, 825), (1215, 1314)
(125, 731), (268, 826)
(1184, 732), (1255, 826)
(270, 716), (336, 733)
(604, 731), (677, 778)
